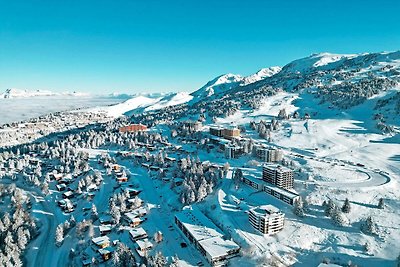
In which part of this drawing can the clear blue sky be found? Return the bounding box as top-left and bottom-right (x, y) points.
(0, 0), (399, 94)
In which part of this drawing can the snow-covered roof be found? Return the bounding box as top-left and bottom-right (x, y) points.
(175, 206), (225, 242)
(129, 227), (147, 239)
(92, 236), (110, 246)
(175, 206), (240, 259)
(263, 163), (292, 173)
(99, 225), (112, 232)
(199, 236), (240, 259)
(250, 205), (282, 218)
(135, 238), (153, 250)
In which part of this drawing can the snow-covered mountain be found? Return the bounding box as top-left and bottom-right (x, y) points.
(190, 67), (282, 102)
(0, 88), (90, 99)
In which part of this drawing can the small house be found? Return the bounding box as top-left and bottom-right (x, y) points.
(92, 236), (110, 249)
(99, 225), (112, 236)
(129, 227), (148, 241)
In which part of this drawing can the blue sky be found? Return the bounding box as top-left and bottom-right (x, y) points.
(0, 0), (399, 94)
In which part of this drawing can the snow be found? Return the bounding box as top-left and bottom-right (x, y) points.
(0, 88), (90, 98)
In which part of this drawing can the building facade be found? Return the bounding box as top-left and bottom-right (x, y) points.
(119, 124), (147, 133)
(242, 175), (300, 205)
(262, 164), (294, 189)
(254, 145), (283, 162)
(222, 127), (240, 139)
(224, 144), (242, 159)
(209, 126), (224, 137)
(249, 205), (285, 235)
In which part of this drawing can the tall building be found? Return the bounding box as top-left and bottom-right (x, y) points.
(262, 164), (294, 189)
(183, 120), (203, 132)
(249, 205), (285, 235)
(255, 145), (283, 162)
(224, 144), (242, 159)
(209, 126), (224, 137)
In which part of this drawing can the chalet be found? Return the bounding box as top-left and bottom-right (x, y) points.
(125, 212), (145, 227)
(92, 236), (110, 249)
(52, 173), (64, 181)
(82, 258), (93, 267)
(127, 198), (143, 209)
(87, 184), (98, 192)
(149, 166), (160, 171)
(116, 176), (128, 183)
(99, 215), (113, 225)
(112, 164), (120, 171)
(131, 207), (147, 217)
(124, 188), (142, 197)
(129, 227), (148, 241)
(135, 238), (153, 257)
(98, 247), (113, 261)
(56, 184), (67, 191)
(62, 190), (74, 199)
(99, 225), (112, 236)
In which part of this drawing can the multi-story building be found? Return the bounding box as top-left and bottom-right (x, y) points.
(224, 144), (242, 159)
(254, 145), (283, 162)
(209, 126), (224, 137)
(262, 164), (294, 189)
(183, 120), (203, 132)
(222, 127), (241, 139)
(249, 205), (285, 235)
(175, 206), (240, 266)
(119, 124), (147, 133)
(242, 175), (300, 205)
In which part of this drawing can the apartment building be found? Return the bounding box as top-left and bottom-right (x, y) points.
(262, 164), (294, 189)
(249, 205), (285, 235)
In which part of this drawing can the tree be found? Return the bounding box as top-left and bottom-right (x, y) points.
(112, 243), (136, 267)
(364, 242), (372, 254)
(233, 168), (243, 185)
(362, 216), (377, 235)
(341, 198), (351, 213)
(332, 208), (346, 226)
(378, 198), (385, 209)
(325, 199), (336, 217)
(293, 197), (305, 217)
(55, 224), (64, 247)
(149, 251), (167, 267)
(91, 204), (98, 220)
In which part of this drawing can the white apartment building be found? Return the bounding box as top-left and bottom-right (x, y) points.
(249, 205), (285, 235)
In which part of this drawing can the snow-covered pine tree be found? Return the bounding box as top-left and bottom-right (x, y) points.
(362, 216), (377, 235)
(341, 198), (351, 213)
(378, 198), (385, 209)
(293, 197), (305, 217)
(55, 224), (64, 247)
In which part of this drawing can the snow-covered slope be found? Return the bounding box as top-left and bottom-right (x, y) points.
(190, 73), (244, 100)
(190, 67), (282, 102)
